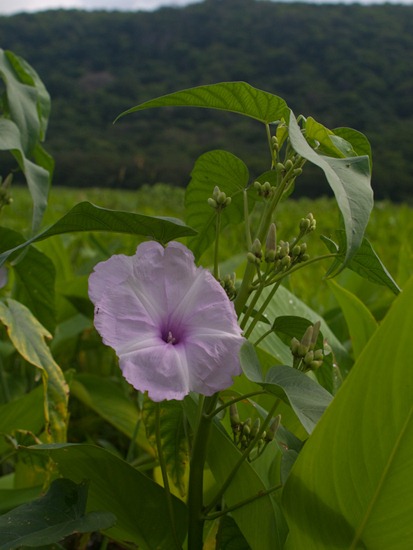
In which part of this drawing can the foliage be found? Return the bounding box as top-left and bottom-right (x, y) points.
(1, 1), (413, 199)
(1, 50), (412, 550)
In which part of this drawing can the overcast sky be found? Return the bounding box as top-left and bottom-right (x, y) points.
(0, 0), (412, 16)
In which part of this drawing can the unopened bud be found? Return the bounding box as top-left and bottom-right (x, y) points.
(251, 238), (263, 259)
(304, 350), (314, 365)
(309, 360), (323, 371)
(265, 415), (281, 442)
(284, 159), (293, 171)
(251, 418), (261, 438)
(207, 198), (218, 209)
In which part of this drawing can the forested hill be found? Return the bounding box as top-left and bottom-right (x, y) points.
(1, 0), (413, 200)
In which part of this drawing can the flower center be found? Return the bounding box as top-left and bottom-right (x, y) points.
(166, 331), (177, 345)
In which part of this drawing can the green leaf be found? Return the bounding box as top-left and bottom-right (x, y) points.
(327, 279), (378, 359)
(0, 387), (44, 455)
(27, 443), (188, 548)
(240, 343), (332, 434)
(0, 478), (115, 550)
(0, 119), (50, 234)
(183, 396), (287, 549)
(283, 273), (413, 549)
(185, 150), (250, 261)
(142, 399), (189, 497)
(288, 112), (373, 272)
(0, 299), (68, 443)
(0, 49), (50, 153)
(0, 201), (197, 267)
(70, 373), (152, 454)
(322, 232), (401, 294)
(248, 284), (353, 386)
(0, 485), (43, 515)
(305, 117), (347, 158)
(116, 81), (289, 124)
(333, 127), (373, 169)
(216, 515), (251, 550)
(0, 227), (56, 334)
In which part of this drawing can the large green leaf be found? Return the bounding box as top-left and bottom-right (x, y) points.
(183, 396), (287, 549)
(185, 150), (250, 261)
(116, 81), (289, 124)
(0, 478), (115, 550)
(142, 399), (189, 497)
(0, 119), (50, 234)
(0, 387), (44, 455)
(0, 299), (68, 443)
(327, 279), (378, 359)
(70, 373), (152, 453)
(0, 201), (197, 267)
(240, 343), (332, 434)
(288, 112), (373, 271)
(0, 227), (56, 334)
(321, 232), (401, 294)
(282, 273), (413, 549)
(27, 443), (188, 548)
(0, 49), (50, 151)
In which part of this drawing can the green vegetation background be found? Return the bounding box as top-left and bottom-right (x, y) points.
(1, 0), (413, 200)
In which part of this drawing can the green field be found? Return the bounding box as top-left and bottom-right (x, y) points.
(4, 183), (412, 317)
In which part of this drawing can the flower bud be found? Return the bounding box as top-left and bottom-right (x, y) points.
(265, 223), (277, 262)
(230, 403), (240, 428)
(242, 418), (251, 437)
(281, 255), (291, 269)
(284, 159), (293, 171)
(251, 418), (261, 439)
(207, 197), (218, 209)
(309, 360), (323, 371)
(251, 238), (263, 259)
(304, 350), (314, 365)
(265, 415), (281, 442)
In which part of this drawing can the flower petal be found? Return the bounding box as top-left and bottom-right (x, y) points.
(89, 241), (245, 401)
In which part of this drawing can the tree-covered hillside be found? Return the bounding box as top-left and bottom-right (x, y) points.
(1, 0), (413, 200)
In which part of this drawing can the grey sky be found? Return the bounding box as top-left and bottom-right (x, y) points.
(0, 0), (412, 16)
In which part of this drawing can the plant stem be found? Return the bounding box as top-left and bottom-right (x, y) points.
(204, 398), (280, 515)
(214, 210), (221, 280)
(244, 281), (281, 339)
(203, 483), (282, 520)
(187, 394), (220, 550)
(155, 404), (181, 550)
(206, 391), (267, 420)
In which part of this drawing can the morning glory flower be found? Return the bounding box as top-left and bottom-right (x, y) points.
(88, 241), (244, 401)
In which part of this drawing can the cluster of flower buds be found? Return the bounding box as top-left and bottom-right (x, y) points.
(247, 222), (310, 274)
(207, 185), (231, 211)
(275, 158), (303, 180)
(290, 321), (324, 372)
(299, 213), (316, 235)
(230, 403), (281, 460)
(253, 180), (275, 199)
(219, 273), (237, 300)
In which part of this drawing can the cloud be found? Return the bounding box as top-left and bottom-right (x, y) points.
(0, 0), (202, 15)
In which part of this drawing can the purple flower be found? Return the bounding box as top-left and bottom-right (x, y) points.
(88, 241), (244, 401)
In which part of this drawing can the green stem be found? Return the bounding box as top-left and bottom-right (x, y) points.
(234, 175), (288, 318)
(125, 415), (141, 463)
(155, 404), (181, 550)
(244, 281), (281, 339)
(214, 210), (222, 280)
(243, 188), (252, 250)
(187, 394), (220, 550)
(203, 483), (282, 520)
(206, 391), (267, 420)
(239, 279), (266, 331)
(0, 354), (11, 403)
(204, 399), (280, 515)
